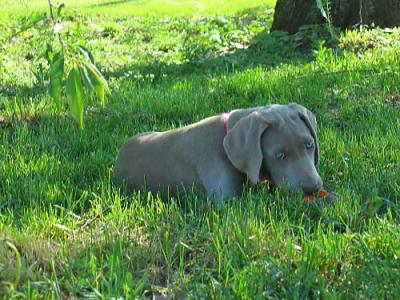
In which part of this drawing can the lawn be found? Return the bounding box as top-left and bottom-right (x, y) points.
(0, 0), (274, 18)
(1, 0), (400, 298)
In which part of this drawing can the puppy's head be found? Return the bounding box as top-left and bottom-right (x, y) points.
(223, 103), (322, 195)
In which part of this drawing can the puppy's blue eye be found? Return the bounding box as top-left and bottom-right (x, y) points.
(275, 152), (285, 160)
(306, 140), (314, 149)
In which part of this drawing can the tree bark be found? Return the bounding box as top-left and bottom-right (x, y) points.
(271, 0), (400, 34)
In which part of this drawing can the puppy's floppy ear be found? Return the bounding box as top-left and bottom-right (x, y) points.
(289, 103), (319, 166)
(223, 112), (269, 185)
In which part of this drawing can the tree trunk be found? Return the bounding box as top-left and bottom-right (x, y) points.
(271, 0), (400, 34)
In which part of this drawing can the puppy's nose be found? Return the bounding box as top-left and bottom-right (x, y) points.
(302, 178), (323, 195)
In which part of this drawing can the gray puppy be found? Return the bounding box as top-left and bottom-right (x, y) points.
(115, 103), (323, 202)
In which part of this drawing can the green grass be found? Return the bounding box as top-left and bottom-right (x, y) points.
(0, 0), (275, 18)
(1, 0), (400, 298)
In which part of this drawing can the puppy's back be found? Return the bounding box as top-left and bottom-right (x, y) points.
(114, 130), (199, 194)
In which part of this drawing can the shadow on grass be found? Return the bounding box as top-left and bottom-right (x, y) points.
(0, 84), (47, 101)
(105, 29), (310, 84)
(102, 4), (323, 83)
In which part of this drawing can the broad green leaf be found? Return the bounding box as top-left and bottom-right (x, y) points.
(79, 64), (94, 92)
(83, 61), (108, 107)
(49, 52), (64, 110)
(315, 0), (328, 20)
(78, 46), (95, 63)
(66, 67), (85, 129)
(97, 83), (106, 107)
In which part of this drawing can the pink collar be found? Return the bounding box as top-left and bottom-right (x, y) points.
(223, 112), (231, 133)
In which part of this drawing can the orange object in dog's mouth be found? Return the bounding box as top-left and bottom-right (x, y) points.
(304, 189), (329, 203)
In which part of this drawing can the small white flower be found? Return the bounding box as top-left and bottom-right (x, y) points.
(53, 22), (64, 34)
(209, 33), (221, 44)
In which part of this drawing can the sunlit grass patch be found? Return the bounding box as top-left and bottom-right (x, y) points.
(0, 0), (276, 19)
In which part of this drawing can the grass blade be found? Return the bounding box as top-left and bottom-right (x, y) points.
(6, 241), (21, 289)
(315, 0), (328, 20)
